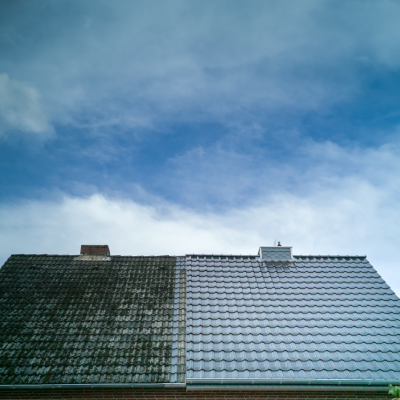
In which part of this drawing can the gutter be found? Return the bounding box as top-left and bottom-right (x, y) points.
(0, 383), (186, 389)
(185, 379), (398, 391)
(187, 385), (392, 392)
(0, 380), (397, 391)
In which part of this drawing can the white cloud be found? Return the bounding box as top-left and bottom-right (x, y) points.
(0, 170), (399, 296)
(2, 136), (399, 293)
(0, 73), (52, 138)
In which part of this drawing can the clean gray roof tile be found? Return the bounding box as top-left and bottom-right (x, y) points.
(186, 254), (400, 383)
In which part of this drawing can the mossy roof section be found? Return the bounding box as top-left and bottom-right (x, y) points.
(0, 255), (176, 385)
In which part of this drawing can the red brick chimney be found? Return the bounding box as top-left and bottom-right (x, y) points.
(80, 245), (110, 256)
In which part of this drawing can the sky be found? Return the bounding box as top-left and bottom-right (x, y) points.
(1, 0), (400, 294)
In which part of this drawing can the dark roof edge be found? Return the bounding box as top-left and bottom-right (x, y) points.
(7, 253), (368, 259)
(186, 254), (257, 258)
(8, 254), (176, 257)
(0, 383), (186, 390)
(186, 379), (397, 389)
(187, 384), (391, 392)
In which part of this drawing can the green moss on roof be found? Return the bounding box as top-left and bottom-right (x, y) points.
(0, 255), (176, 385)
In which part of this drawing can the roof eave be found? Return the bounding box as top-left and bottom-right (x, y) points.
(0, 383), (186, 390)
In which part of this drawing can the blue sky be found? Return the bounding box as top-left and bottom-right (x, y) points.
(1, 0), (400, 294)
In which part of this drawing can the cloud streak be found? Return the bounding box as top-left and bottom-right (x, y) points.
(159, 127), (400, 209)
(2, 0), (400, 137)
(0, 73), (52, 138)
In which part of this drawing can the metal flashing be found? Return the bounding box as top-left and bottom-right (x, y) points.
(170, 257), (187, 383)
(74, 255), (111, 261)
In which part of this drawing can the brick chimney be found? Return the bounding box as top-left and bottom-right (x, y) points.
(80, 245), (110, 256)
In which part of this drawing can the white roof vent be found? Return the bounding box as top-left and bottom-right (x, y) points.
(258, 245), (292, 261)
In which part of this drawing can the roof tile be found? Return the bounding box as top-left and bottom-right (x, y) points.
(0, 255), (181, 385)
(186, 255), (400, 383)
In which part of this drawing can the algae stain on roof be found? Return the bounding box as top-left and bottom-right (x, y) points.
(0, 255), (178, 385)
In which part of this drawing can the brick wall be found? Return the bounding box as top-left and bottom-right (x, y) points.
(0, 387), (392, 400)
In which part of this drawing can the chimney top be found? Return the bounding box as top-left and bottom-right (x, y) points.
(80, 245), (110, 256)
(258, 245), (292, 261)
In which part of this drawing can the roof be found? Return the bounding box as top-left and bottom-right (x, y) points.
(186, 254), (400, 388)
(1, 248), (400, 390)
(0, 254), (185, 385)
